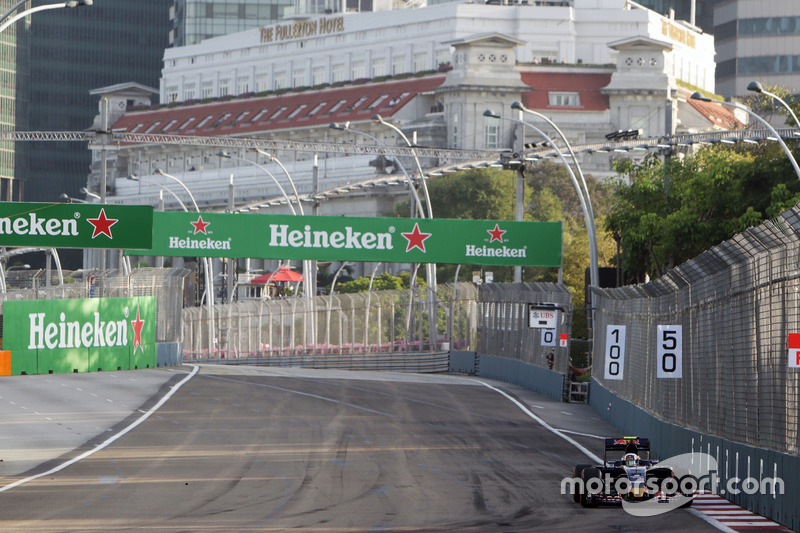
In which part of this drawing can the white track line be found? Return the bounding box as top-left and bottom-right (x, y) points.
(0, 365), (198, 494)
(471, 378), (752, 533)
(470, 379), (602, 464)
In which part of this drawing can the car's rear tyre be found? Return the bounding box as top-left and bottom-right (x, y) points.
(572, 464), (591, 503)
(580, 467), (600, 507)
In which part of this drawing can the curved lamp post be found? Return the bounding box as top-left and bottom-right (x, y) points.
(59, 193), (87, 204)
(484, 109), (599, 294)
(371, 114), (432, 219)
(220, 151), (316, 304)
(746, 81), (800, 129)
(690, 92), (800, 181)
(370, 114), (438, 350)
(80, 187), (100, 201)
(250, 149), (305, 215)
(0, 263), (29, 293)
(330, 122), (425, 218)
(510, 101), (597, 241)
(248, 149), (316, 302)
(0, 0), (91, 34)
(128, 177), (187, 271)
(146, 169), (216, 354)
(218, 151), (296, 215)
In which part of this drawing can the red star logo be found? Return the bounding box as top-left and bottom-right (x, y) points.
(131, 306), (145, 354)
(488, 223), (507, 243)
(401, 222), (432, 253)
(87, 208), (118, 239)
(191, 215), (210, 235)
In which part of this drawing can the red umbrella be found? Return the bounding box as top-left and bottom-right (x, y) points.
(250, 268), (304, 283)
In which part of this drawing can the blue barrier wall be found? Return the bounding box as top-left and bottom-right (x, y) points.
(448, 352), (800, 530)
(157, 343), (182, 367)
(590, 378), (799, 531)
(449, 351), (566, 401)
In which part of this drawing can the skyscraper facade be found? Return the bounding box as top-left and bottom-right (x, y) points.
(712, 0), (800, 97)
(635, 0), (713, 32)
(25, 0), (170, 202)
(170, 0), (311, 47)
(0, 0), (31, 201)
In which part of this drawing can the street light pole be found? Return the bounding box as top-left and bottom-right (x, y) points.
(329, 122), (425, 218)
(690, 92), (800, 181)
(218, 150), (315, 303)
(250, 149), (305, 215)
(484, 109), (600, 296)
(149, 169), (216, 355)
(371, 114), (433, 219)
(245, 149), (315, 301)
(747, 81), (800, 129)
(510, 101), (597, 249)
(79, 187), (100, 201)
(370, 114), (438, 350)
(0, 1), (92, 34)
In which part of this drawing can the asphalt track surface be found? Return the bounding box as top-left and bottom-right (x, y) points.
(0, 365), (732, 532)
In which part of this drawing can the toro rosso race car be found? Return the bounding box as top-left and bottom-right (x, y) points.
(572, 437), (692, 508)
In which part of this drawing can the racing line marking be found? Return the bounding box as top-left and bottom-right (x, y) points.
(0, 365), (199, 494)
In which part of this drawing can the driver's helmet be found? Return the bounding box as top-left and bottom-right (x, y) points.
(623, 453), (640, 467)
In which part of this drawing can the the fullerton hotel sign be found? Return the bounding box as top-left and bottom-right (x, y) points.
(260, 16), (345, 43)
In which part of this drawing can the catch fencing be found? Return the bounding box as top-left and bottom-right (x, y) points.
(478, 282), (574, 374)
(592, 205), (800, 456)
(182, 282), (479, 368)
(0, 267), (189, 344)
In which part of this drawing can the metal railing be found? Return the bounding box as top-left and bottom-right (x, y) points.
(182, 282), (479, 362)
(592, 205), (800, 455)
(478, 282), (574, 374)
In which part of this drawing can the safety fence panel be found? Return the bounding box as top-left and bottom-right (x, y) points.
(477, 282), (573, 374)
(182, 282), (479, 361)
(593, 206), (800, 456)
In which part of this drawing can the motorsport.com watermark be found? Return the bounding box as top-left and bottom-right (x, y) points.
(561, 452), (784, 517)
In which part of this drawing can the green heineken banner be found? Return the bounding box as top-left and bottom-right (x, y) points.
(130, 212), (562, 267)
(0, 202), (153, 249)
(3, 297), (156, 375)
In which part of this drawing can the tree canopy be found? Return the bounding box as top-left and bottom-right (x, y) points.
(605, 143), (800, 283)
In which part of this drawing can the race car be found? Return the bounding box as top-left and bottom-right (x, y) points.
(571, 436), (691, 507)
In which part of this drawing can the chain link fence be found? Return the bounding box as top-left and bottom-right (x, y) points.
(593, 207), (800, 456)
(182, 282), (479, 362)
(0, 267), (189, 344)
(477, 282), (574, 374)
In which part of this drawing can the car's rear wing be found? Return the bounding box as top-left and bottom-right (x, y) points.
(604, 437), (650, 462)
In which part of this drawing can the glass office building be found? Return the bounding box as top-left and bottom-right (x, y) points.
(635, 0), (713, 32)
(26, 0), (170, 202)
(170, 0), (300, 47)
(0, 0), (31, 201)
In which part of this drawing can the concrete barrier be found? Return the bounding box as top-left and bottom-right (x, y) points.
(0, 350), (10, 376)
(449, 351), (566, 401)
(590, 377), (799, 531)
(156, 343), (183, 367)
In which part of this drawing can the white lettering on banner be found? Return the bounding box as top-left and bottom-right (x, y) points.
(465, 244), (526, 258)
(269, 224), (392, 250)
(169, 236), (232, 250)
(0, 214), (78, 236)
(28, 311), (128, 350)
